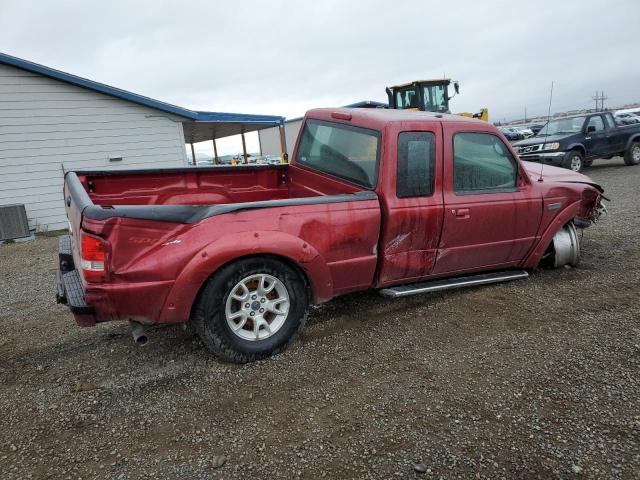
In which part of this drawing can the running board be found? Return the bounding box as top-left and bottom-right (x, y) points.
(379, 270), (529, 298)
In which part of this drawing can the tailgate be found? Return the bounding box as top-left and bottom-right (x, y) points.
(63, 172), (92, 272)
(57, 173), (99, 325)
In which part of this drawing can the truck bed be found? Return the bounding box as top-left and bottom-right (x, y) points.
(67, 164), (371, 224)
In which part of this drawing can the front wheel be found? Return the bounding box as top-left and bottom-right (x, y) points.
(562, 150), (584, 172)
(192, 257), (308, 363)
(624, 141), (640, 166)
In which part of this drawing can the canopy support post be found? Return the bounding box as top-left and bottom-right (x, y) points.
(213, 138), (219, 165)
(241, 132), (248, 164)
(279, 124), (287, 163)
(190, 143), (196, 166)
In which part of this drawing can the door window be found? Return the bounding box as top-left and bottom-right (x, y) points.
(453, 133), (517, 193)
(603, 114), (615, 129)
(397, 132), (435, 197)
(587, 116), (605, 132)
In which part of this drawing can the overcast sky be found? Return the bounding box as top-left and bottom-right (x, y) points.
(2, 0), (640, 153)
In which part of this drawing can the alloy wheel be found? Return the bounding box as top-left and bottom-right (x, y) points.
(225, 274), (290, 341)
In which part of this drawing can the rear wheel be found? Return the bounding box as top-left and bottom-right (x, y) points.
(562, 149), (584, 172)
(192, 257), (308, 363)
(624, 141), (640, 166)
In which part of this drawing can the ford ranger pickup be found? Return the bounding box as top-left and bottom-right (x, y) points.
(56, 108), (605, 363)
(513, 111), (640, 172)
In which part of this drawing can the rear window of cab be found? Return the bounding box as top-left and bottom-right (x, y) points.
(296, 119), (380, 188)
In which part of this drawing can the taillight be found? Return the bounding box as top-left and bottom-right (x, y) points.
(81, 233), (107, 282)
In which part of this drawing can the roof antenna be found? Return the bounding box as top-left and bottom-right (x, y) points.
(538, 81), (554, 182)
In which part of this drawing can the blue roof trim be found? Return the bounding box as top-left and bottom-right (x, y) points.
(195, 111), (284, 124)
(0, 52), (284, 125)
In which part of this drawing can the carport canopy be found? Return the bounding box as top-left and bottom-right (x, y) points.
(182, 111), (286, 164)
(182, 111), (285, 143)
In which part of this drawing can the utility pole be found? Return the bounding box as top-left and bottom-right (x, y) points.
(524, 106), (527, 123)
(592, 91), (608, 111)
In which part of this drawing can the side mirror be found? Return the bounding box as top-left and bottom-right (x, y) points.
(587, 125), (596, 133)
(454, 81), (460, 94)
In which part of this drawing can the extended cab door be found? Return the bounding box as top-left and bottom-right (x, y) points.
(603, 113), (627, 153)
(583, 114), (609, 157)
(375, 122), (445, 286)
(431, 124), (542, 275)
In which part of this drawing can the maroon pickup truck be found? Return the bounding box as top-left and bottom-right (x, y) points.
(56, 108), (604, 362)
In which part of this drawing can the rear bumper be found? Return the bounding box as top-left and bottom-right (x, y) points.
(56, 270), (97, 326)
(55, 236), (97, 327)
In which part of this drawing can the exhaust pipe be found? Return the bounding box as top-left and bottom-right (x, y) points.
(130, 321), (149, 346)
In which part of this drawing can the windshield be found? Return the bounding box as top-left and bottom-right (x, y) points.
(422, 84), (448, 112)
(537, 117), (585, 136)
(296, 120), (379, 188)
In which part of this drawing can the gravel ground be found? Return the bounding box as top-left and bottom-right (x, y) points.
(0, 159), (639, 480)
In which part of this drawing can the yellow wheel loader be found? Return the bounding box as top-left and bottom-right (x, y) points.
(385, 79), (488, 121)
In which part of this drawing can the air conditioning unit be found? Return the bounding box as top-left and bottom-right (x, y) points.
(0, 204), (30, 241)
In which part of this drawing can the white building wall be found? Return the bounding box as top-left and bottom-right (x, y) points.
(258, 118), (303, 156)
(0, 63), (188, 231)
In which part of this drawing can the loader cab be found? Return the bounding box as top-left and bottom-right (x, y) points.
(386, 79), (458, 113)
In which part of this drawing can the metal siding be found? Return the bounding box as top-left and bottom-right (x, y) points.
(0, 63), (189, 232)
(258, 119), (303, 156)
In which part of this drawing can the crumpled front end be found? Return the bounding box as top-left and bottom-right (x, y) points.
(574, 187), (606, 228)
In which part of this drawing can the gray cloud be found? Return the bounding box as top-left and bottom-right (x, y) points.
(2, 0), (639, 123)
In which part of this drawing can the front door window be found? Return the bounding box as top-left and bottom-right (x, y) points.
(453, 132), (517, 193)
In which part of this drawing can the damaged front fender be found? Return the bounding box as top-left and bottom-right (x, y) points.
(574, 187), (607, 228)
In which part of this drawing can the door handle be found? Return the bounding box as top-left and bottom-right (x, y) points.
(451, 208), (470, 219)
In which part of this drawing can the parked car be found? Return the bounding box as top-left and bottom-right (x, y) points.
(513, 126), (534, 138)
(57, 109), (604, 363)
(514, 112), (640, 171)
(264, 154), (283, 165)
(528, 123), (545, 135)
(614, 112), (640, 125)
(498, 126), (524, 141)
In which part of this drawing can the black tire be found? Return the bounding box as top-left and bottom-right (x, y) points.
(562, 149), (584, 172)
(624, 141), (640, 166)
(192, 257), (308, 363)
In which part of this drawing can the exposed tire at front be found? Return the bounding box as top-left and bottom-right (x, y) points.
(562, 149), (584, 172)
(624, 141), (640, 166)
(192, 257), (308, 363)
